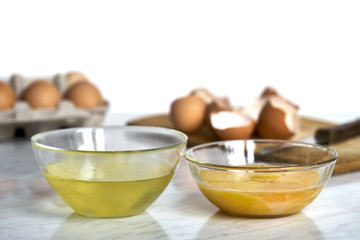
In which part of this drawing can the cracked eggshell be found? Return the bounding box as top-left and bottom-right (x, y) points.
(236, 86), (279, 123)
(190, 88), (232, 110)
(210, 110), (255, 140)
(203, 97), (232, 126)
(240, 97), (266, 123)
(255, 95), (299, 139)
(242, 86), (298, 124)
(170, 95), (207, 134)
(190, 88), (217, 105)
(260, 86), (280, 98)
(190, 88), (231, 107)
(190, 88), (233, 128)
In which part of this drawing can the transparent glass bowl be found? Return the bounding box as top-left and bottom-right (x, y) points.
(185, 140), (337, 218)
(31, 126), (187, 218)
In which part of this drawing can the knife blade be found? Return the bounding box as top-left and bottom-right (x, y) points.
(302, 118), (360, 145)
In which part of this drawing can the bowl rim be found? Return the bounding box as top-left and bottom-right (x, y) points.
(184, 139), (338, 171)
(31, 125), (188, 154)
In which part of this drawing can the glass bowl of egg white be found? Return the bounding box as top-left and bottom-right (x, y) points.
(184, 140), (337, 218)
(31, 126), (187, 218)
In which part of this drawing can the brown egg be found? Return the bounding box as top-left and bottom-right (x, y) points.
(255, 96), (299, 139)
(0, 81), (16, 110)
(22, 80), (61, 109)
(170, 95), (207, 134)
(210, 110), (255, 140)
(65, 71), (88, 87)
(65, 81), (104, 109)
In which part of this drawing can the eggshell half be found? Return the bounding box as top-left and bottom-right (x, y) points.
(210, 110), (255, 140)
(256, 96), (299, 139)
(260, 86), (279, 98)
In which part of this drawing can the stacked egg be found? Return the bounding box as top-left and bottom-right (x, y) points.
(0, 71), (104, 111)
(0, 81), (16, 110)
(0, 71), (107, 139)
(23, 72), (104, 110)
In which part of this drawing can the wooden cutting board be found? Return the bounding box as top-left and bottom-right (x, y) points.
(128, 114), (360, 175)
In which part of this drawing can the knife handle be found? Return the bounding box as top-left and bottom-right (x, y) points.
(315, 119), (360, 145)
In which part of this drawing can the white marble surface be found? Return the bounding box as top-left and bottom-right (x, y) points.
(1, 113), (360, 239)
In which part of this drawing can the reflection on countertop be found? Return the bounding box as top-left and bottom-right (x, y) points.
(197, 211), (323, 239)
(51, 212), (169, 240)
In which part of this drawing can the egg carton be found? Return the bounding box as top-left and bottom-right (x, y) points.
(0, 74), (109, 140)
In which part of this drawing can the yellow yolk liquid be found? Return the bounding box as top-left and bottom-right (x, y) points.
(198, 169), (322, 217)
(43, 159), (174, 218)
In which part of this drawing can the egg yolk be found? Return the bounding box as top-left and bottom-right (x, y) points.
(197, 169), (322, 217)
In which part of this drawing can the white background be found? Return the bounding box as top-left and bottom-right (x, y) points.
(0, 0), (359, 120)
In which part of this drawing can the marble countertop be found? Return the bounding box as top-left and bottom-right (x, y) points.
(1, 113), (360, 239)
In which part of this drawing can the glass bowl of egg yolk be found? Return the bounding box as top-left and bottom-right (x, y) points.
(31, 126), (187, 218)
(185, 140), (337, 218)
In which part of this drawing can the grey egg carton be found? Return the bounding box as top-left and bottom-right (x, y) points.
(0, 74), (109, 140)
